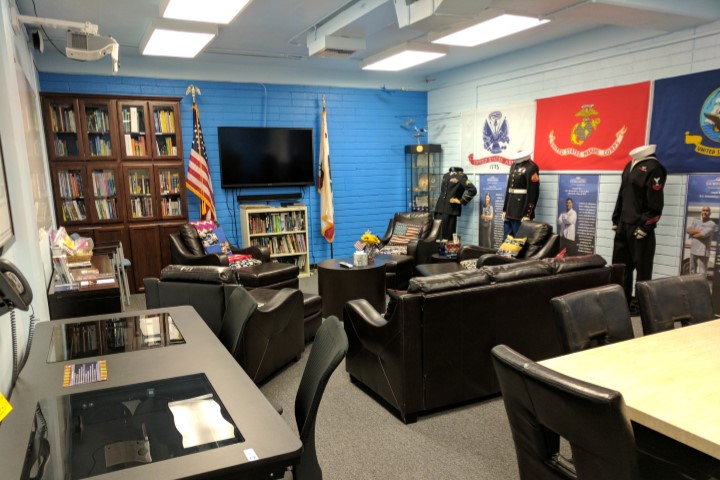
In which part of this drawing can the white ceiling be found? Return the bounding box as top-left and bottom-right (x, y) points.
(13, 0), (720, 90)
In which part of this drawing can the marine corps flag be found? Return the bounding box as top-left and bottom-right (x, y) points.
(186, 100), (216, 221)
(317, 100), (335, 242)
(534, 82), (651, 171)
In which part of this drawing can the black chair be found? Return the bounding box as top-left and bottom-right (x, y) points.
(491, 344), (642, 480)
(169, 223), (269, 266)
(462, 220), (560, 267)
(293, 316), (348, 480)
(218, 287), (258, 364)
(551, 284), (634, 353)
(635, 274), (715, 335)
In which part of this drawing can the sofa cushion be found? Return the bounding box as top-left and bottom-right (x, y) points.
(516, 221), (552, 258)
(482, 260), (553, 283)
(497, 235), (527, 257)
(460, 259), (478, 270)
(179, 224), (205, 255)
(160, 265), (237, 284)
(548, 254), (607, 274)
(408, 269), (491, 294)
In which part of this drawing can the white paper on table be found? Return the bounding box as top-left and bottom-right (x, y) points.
(168, 393), (235, 448)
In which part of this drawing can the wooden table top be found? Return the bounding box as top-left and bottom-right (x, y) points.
(540, 320), (720, 460)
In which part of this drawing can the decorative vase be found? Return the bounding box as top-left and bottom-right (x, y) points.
(366, 246), (378, 264)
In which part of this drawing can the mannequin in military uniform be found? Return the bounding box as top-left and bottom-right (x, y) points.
(434, 167), (477, 240)
(612, 144), (666, 313)
(502, 151), (540, 238)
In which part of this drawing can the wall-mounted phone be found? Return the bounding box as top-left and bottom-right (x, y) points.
(0, 258), (32, 315)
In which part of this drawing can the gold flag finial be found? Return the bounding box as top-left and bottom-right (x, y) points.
(186, 84), (201, 102)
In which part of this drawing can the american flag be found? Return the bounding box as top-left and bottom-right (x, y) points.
(317, 102), (335, 242)
(186, 101), (216, 221)
(388, 224), (422, 245)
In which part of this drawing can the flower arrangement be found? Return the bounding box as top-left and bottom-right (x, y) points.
(355, 231), (382, 263)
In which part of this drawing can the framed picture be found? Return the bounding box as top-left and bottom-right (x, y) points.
(0, 136), (15, 251)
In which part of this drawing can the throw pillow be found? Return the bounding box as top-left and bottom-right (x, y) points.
(380, 245), (407, 255)
(496, 235), (527, 258)
(191, 221), (232, 254)
(460, 259), (478, 270)
(228, 254), (263, 270)
(388, 223), (422, 246)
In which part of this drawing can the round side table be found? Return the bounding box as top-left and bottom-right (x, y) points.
(317, 257), (387, 319)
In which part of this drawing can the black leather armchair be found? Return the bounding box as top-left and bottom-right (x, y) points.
(169, 223), (270, 266)
(461, 220), (559, 267)
(380, 212), (442, 265)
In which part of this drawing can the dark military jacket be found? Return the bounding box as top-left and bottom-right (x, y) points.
(503, 160), (540, 220)
(434, 170), (477, 217)
(612, 155), (666, 231)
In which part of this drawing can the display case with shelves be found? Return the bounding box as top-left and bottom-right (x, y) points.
(80, 99), (117, 160)
(51, 164), (88, 224)
(156, 164), (186, 219)
(118, 100), (150, 159)
(88, 165), (123, 223)
(150, 101), (182, 160)
(124, 164), (155, 221)
(240, 204), (310, 277)
(43, 97), (82, 160)
(406, 144), (442, 213)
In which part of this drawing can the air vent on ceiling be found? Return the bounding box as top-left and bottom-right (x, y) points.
(308, 35), (365, 58)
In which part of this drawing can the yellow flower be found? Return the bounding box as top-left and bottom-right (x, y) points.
(361, 231), (380, 245)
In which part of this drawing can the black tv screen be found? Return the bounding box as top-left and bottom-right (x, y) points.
(218, 127), (315, 188)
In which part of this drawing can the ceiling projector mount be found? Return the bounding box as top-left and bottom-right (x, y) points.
(14, 12), (119, 74)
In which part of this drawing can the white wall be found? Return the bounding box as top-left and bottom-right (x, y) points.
(427, 20), (720, 280)
(0, 0), (53, 397)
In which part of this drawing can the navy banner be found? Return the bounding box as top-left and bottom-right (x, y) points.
(557, 175), (598, 256)
(650, 69), (720, 173)
(478, 174), (508, 249)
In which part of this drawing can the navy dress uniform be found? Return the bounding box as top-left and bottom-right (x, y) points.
(434, 167), (477, 240)
(612, 147), (666, 307)
(503, 155), (540, 238)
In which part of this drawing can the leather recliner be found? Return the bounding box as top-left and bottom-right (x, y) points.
(169, 224), (300, 290)
(461, 220), (559, 267)
(144, 265), (304, 384)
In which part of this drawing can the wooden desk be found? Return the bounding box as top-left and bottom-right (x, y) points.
(0, 306), (302, 479)
(540, 320), (720, 460)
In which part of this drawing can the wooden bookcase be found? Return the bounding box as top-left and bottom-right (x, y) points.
(42, 93), (188, 293)
(240, 204), (310, 277)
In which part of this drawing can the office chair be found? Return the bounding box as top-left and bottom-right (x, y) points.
(491, 344), (642, 480)
(635, 274), (714, 335)
(294, 316), (348, 480)
(551, 284), (635, 353)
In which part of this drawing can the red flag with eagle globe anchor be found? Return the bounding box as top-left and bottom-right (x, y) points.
(534, 82), (651, 171)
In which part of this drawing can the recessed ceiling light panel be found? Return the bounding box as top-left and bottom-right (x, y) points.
(362, 43), (447, 72)
(432, 14), (549, 47)
(161, 0), (252, 24)
(140, 19), (218, 58)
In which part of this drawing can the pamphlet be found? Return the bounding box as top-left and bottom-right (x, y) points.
(63, 359), (108, 387)
(168, 394), (235, 448)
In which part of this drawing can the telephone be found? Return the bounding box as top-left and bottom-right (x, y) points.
(0, 258), (32, 315)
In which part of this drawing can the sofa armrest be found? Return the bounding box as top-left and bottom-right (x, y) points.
(477, 254), (520, 267)
(143, 278), (160, 309)
(170, 235), (229, 266)
(230, 244), (270, 262)
(459, 244), (496, 261)
(527, 234), (560, 259)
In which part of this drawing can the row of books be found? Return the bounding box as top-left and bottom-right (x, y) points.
(50, 105), (77, 133)
(279, 255), (307, 270)
(252, 233), (307, 256)
(53, 137), (79, 157)
(88, 135), (113, 156)
(95, 198), (119, 220)
(155, 137), (177, 156)
(158, 170), (181, 194)
(128, 172), (152, 195)
(124, 134), (147, 156)
(61, 199), (87, 222)
(86, 108), (110, 133)
(122, 106), (145, 133)
(161, 197), (182, 216)
(248, 211), (306, 234)
(130, 197), (153, 218)
(91, 170), (117, 197)
(58, 170), (84, 198)
(154, 109), (176, 134)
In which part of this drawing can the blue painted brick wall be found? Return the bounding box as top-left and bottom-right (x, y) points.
(39, 73), (428, 263)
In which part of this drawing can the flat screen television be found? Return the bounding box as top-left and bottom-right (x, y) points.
(218, 126), (315, 188)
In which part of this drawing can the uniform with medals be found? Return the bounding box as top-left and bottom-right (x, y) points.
(434, 167), (477, 240)
(503, 152), (540, 238)
(612, 145), (666, 310)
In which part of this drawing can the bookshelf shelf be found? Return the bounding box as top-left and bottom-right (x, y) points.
(240, 204), (310, 277)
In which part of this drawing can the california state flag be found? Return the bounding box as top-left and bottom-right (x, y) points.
(534, 82), (651, 171)
(317, 104), (335, 242)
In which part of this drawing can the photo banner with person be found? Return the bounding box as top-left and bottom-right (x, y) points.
(534, 82), (650, 171)
(478, 174), (508, 249)
(650, 68), (720, 173)
(557, 175), (598, 256)
(461, 102), (536, 174)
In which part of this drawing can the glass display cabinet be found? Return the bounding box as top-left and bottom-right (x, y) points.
(406, 144), (442, 213)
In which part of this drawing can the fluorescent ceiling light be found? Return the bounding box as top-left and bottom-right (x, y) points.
(362, 43), (447, 72)
(432, 14), (549, 47)
(161, 0), (252, 24)
(140, 19), (218, 58)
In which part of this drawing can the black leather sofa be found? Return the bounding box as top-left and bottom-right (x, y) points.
(343, 255), (624, 423)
